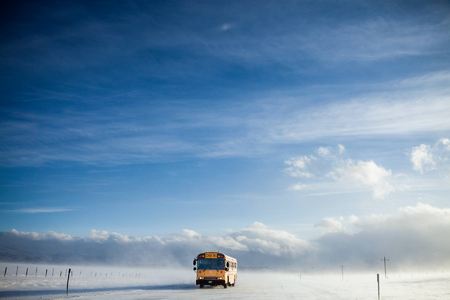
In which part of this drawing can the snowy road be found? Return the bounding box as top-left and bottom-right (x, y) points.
(1, 264), (450, 299)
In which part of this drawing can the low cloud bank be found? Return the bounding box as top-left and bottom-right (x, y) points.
(1, 203), (450, 270)
(315, 203), (450, 269)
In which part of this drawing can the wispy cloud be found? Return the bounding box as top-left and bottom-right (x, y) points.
(219, 22), (235, 32)
(1, 71), (449, 166)
(199, 15), (450, 66)
(264, 89), (450, 144)
(1, 0), (449, 167)
(2, 2), (448, 76)
(8, 207), (74, 214)
(300, 19), (450, 62)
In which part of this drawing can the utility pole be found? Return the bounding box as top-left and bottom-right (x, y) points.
(377, 273), (380, 300)
(383, 256), (390, 279)
(66, 268), (71, 295)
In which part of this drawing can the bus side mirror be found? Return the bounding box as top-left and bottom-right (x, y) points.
(193, 267), (197, 271)
(193, 259), (197, 266)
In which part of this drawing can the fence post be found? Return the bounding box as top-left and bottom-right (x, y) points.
(66, 268), (71, 295)
(45, 269), (48, 277)
(26, 267), (28, 277)
(377, 273), (380, 300)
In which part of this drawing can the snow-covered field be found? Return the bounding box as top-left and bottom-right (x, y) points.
(1, 263), (450, 299)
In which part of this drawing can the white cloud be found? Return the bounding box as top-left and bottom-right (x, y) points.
(317, 147), (331, 157)
(90, 229), (116, 242)
(231, 222), (310, 256)
(208, 236), (247, 251)
(439, 138), (450, 151)
(410, 138), (450, 174)
(10, 229), (74, 241)
(286, 145), (394, 199)
(411, 144), (435, 173)
(284, 155), (314, 178)
(315, 217), (344, 233)
(181, 229), (201, 239)
(89, 229), (142, 243)
(331, 160), (394, 199)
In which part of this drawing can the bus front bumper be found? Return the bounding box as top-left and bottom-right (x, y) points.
(196, 279), (226, 286)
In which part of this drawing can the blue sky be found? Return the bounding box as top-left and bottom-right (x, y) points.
(1, 0), (450, 241)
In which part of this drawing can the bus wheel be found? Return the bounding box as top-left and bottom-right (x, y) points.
(199, 285), (204, 288)
(223, 284), (227, 288)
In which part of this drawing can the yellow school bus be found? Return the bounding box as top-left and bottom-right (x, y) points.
(193, 251), (237, 288)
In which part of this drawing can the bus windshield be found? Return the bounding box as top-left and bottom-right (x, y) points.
(197, 258), (225, 270)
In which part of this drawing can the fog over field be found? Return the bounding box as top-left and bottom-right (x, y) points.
(1, 263), (450, 299)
